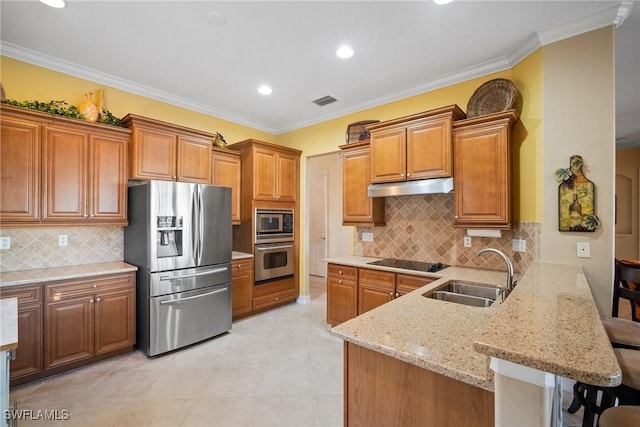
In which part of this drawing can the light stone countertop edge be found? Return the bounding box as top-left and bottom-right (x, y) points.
(232, 251), (253, 260)
(0, 261), (138, 287)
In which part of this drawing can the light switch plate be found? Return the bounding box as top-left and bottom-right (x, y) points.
(463, 236), (472, 247)
(0, 237), (10, 250)
(577, 242), (590, 258)
(362, 232), (373, 242)
(58, 235), (68, 247)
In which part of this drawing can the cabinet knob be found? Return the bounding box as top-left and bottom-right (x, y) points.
(90, 214), (95, 218)
(275, 297), (279, 301)
(454, 215), (458, 219)
(96, 297), (101, 302)
(401, 173), (405, 177)
(368, 216), (371, 219)
(338, 270), (343, 274)
(237, 264), (241, 268)
(407, 173), (411, 177)
(395, 292), (400, 298)
(338, 280), (343, 284)
(84, 214), (89, 218)
(90, 299), (94, 303)
(93, 284), (98, 288)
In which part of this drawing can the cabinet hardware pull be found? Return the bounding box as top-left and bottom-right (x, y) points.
(395, 292), (400, 298)
(407, 173), (411, 177)
(92, 284), (97, 288)
(90, 214), (95, 218)
(338, 280), (343, 284)
(275, 297), (279, 301)
(338, 270), (343, 274)
(96, 297), (101, 302)
(90, 299), (94, 303)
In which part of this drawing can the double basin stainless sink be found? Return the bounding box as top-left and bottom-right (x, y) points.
(423, 280), (504, 307)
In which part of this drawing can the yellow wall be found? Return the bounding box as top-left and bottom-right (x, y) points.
(0, 56), (275, 143)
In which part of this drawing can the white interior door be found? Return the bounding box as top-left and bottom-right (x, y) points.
(309, 170), (328, 277)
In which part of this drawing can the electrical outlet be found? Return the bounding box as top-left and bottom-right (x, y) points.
(58, 235), (68, 247)
(512, 239), (527, 253)
(0, 237), (10, 250)
(362, 232), (373, 242)
(577, 242), (590, 258)
(463, 236), (472, 248)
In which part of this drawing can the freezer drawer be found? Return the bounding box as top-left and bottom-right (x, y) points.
(148, 283), (231, 356)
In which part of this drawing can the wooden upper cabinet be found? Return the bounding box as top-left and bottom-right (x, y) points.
(211, 147), (241, 224)
(229, 139), (301, 203)
(124, 114), (213, 183)
(369, 105), (465, 184)
(0, 115), (41, 223)
(453, 110), (519, 229)
(340, 141), (385, 226)
(42, 125), (128, 224)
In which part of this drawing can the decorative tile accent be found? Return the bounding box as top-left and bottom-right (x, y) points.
(355, 195), (540, 274)
(0, 227), (123, 272)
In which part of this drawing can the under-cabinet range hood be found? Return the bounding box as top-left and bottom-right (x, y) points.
(367, 178), (454, 197)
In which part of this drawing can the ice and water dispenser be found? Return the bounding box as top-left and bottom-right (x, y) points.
(157, 215), (183, 258)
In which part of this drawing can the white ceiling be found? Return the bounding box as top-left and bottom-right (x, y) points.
(1, 0), (638, 146)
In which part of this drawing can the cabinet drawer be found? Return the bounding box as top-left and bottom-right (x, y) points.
(396, 273), (436, 290)
(46, 273), (134, 300)
(359, 268), (395, 287)
(1, 284), (43, 305)
(252, 289), (296, 311)
(232, 259), (253, 277)
(328, 264), (358, 280)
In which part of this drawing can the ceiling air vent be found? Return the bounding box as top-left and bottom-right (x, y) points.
(312, 95), (337, 106)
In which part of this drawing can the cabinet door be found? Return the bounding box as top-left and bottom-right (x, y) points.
(253, 148), (278, 200)
(177, 135), (212, 183)
(370, 127), (406, 183)
(45, 296), (94, 369)
(276, 152), (298, 202)
(343, 145), (385, 225)
(0, 116), (41, 223)
(95, 289), (135, 355)
(42, 126), (89, 221)
(89, 133), (127, 222)
(406, 116), (453, 180)
(358, 282), (394, 315)
(231, 258), (253, 319)
(130, 127), (176, 180)
(396, 273), (435, 297)
(11, 304), (43, 380)
(212, 151), (241, 224)
(454, 120), (511, 227)
(327, 277), (357, 326)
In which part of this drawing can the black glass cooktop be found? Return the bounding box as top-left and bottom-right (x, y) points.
(367, 258), (448, 273)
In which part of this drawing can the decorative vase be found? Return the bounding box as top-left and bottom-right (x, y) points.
(213, 132), (227, 148)
(95, 89), (104, 121)
(77, 92), (99, 122)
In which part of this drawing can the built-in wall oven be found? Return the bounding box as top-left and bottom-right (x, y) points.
(254, 208), (294, 283)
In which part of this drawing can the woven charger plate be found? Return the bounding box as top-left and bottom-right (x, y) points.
(467, 78), (521, 118)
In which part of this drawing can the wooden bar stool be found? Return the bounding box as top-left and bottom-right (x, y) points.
(599, 406), (640, 427)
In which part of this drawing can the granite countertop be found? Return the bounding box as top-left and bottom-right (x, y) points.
(474, 262), (621, 387)
(328, 256), (621, 391)
(232, 251), (253, 260)
(0, 261), (138, 287)
(0, 297), (18, 351)
(329, 256), (508, 391)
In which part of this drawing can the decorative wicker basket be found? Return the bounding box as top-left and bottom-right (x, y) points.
(466, 78), (522, 118)
(345, 120), (379, 144)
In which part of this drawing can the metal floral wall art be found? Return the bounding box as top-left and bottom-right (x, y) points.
(555, 155), (600, 232)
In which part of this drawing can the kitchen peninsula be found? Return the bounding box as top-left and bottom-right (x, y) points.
(328, 256), (621, 426)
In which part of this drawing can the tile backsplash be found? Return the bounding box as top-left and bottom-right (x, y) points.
(0, 226), (123, 272)
(355, 194), (540, 274)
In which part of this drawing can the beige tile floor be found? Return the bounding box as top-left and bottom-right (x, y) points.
(10, 275), (588, 426)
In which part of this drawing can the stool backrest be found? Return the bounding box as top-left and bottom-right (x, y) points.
(613, 259), (640, 322)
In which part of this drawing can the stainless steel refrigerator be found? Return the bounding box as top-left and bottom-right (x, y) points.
(124, 180), (232, 357)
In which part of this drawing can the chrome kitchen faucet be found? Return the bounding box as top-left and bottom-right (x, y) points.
(477, 248), (517, 296)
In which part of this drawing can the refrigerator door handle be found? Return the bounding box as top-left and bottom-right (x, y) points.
(159, 267), (229, 282)
(159, 287), (228, 304)
(197, 189), (204, 265)
(191, 189), (199, 262)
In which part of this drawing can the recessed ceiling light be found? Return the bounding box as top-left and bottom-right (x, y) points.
(258, 85), (272, 95)
(336, 46), (354, 59)
(207, 11), (227, 26)
(434, 0), (454, 5)
(40, 0), (66, 8)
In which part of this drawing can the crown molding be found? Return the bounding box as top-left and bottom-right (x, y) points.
(0, 42), (277, 134)
(536, 3), (621, 46)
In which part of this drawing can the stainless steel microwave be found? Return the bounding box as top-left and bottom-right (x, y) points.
(255, 208), (294, 243)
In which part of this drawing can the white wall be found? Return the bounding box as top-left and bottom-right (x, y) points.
(541, 26), (616, 314)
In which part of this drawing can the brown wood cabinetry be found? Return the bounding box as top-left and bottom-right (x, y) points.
(368, 105), (465, 184)
(230, 139), (300, 203)
(0, 285), (43, 382)
(252, 276), (296, 312)
(0, 115), (41, 223)
(212, 147), (241, 224)
(0, 105), (130, 227)
(340, 141), (385, 226)
(344, 342), (494, 426)
(44, 273), (135, 370)
(231, 257), (253, 319)
(453, 111), (519, 229)
(124, 114), (213, 183)
(326, 264), (436, 324)
(326, 264), (358, 327)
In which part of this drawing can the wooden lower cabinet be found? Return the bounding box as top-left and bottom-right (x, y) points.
(252, 276), (296, 311)
(358, 268), (395, 314)
(232, 257), (253, 319)
(326, 264), (358, 327)
(0, 272), (136, 386)
(0, 285), (43, 381)
(344, 342), (494, 426)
